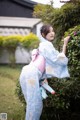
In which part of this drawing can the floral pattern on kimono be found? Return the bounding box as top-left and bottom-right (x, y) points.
(38, 37), (70, 79)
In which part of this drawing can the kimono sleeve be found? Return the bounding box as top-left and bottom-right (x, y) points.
(39, 42), (68, 65)
(39, 42), (70, 78)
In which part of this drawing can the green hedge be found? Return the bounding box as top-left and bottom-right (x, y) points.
(21, 33), (39, 50)
(41, 25), (80, 119)
(0, 33), (39, 67)
(0, 36), (4, 46)
(0, 33), (39, 49)
(64, 25), (80, 99)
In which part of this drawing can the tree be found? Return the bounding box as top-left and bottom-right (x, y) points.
(33, 2), (80, 44)
(60, 0), (80, 4)
(33, 4), (54, 23)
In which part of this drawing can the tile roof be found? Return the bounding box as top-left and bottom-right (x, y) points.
(0, 17), (41, 36)
(0, 27), (30, 36)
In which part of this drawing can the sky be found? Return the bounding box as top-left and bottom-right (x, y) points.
(31, 0), (65, 8)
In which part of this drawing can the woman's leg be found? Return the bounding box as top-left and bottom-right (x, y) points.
(25, 68), (43, 120)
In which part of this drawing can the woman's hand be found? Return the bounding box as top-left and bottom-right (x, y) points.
(62, 36), (70, 54)
(64, 36), (70, 46)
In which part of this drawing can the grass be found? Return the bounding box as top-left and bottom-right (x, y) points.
(0, 65), (25, 120)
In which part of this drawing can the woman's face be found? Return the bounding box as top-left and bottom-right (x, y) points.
(45, 27), (55, 41)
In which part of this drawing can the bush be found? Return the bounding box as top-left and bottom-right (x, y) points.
(0, 33), (39, 67)
(41, 24), (80, 119)
(0, 36), (4, 56)
(2, 35), (22, 67)
(21, 33), (40, 50)
(64, 25), (80, 99)
(65, 25), (80, 79)
(2, 35), (22, 49)
(16, 80), (26, 104)
(0, 36), (3, 46)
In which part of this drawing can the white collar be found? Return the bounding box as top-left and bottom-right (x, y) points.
(39, 35), (47, 42)
(40, 35), (53, 45)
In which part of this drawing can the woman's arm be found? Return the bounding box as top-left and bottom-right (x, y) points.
(62, 36), (70, 54)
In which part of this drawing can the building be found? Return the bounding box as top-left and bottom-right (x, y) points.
(0, 0), (42, 64)
(0, 0), (42, 36)
(0, 16), (41, 36)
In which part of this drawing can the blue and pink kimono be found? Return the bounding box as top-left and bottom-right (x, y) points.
(19, 36), (70, 120)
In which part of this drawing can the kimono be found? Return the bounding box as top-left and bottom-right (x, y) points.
(19, 36), (70, 120)
(38, 36), (70, 79)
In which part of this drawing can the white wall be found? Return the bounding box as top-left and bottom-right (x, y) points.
(0, 46), (31, 64)
(36, 22), (43, 38)
(15, 46), (31, 64)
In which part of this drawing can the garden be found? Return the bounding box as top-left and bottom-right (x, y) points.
(0, 65), (25, 120)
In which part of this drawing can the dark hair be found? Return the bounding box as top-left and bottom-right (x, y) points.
(40, 24), (52, 37)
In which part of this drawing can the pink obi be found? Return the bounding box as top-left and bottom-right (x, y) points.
(31, 49), (45, 73)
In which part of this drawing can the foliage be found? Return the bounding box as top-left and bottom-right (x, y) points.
(0, 36), (4, 56)
(2, 35), (22, 67)
(53, 3), (80, 40)
(69, 0), (80, 3)
(0, 33), (39, 67)
(33, 4), (54, 24)
(0, 36), (3, 46)
(0, 33), (39, 50)
(33, 2), (80, 43)
(2, 35), (22, 48)
(21, 33), (40, 50)
(41, 25), (80, 119)
(0, 65), (25, 120)
(64, 25), (80, 96)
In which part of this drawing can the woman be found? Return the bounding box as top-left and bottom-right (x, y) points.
(19, 24), (70, 120)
